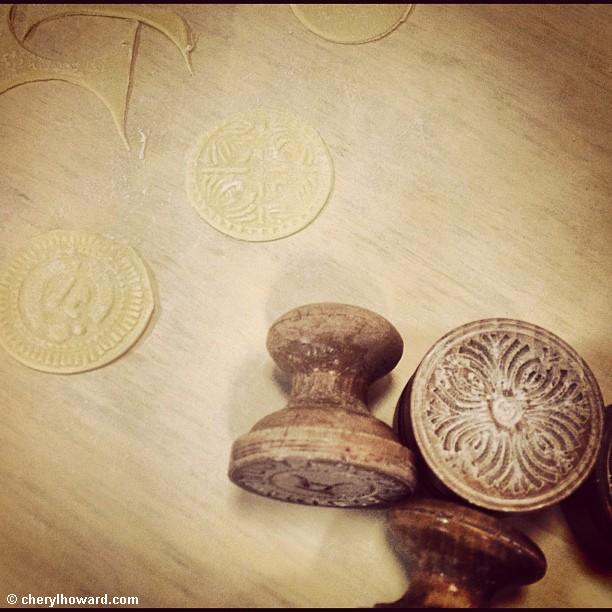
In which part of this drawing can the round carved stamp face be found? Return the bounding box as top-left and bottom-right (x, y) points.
(230, 457), (410, 507)
(0, 230), (154, 373)
(290, 4), (413, 44)
(187, 109), (333, 241)
(410, 319), (604, 511)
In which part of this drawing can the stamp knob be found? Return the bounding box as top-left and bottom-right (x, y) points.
(228, 303), (417, 507)
(376, 498), (547, 608)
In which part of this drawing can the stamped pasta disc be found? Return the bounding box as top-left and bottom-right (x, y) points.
(0, 230), (154, 373)
(290, 4), (412, 44)
(410, 319), (604, 512)
(186, 109), (333, 242)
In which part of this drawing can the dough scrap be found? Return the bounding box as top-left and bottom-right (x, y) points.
(0, 5), (138, 149)
(0, 230), (155, 374)
(186, 109), (334, 242)
(22, 3), (194, 74)
(290, 4), (412, 44)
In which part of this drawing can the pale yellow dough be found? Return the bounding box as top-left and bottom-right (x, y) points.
(0, 230), (155, 374)
(0, 5), (138, 149)
(290, 4), (412, 44)
(186, 109), (334, 242)
(22, 3), (194, 74)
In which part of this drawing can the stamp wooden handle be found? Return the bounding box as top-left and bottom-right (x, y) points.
(376, 498), (547, 608)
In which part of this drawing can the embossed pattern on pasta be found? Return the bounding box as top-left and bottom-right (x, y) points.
(410, 319), (604, 511)
(187, 109), (333, 241)
(0, 230), (155, 373)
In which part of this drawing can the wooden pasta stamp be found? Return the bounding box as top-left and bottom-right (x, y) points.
(228, 303), (417, 507)
(395, 319), (604, 512)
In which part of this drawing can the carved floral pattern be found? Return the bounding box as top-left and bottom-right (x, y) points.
(421, 328), (597, 499)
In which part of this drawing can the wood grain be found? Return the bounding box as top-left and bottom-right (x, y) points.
(1, 4), (611, 608)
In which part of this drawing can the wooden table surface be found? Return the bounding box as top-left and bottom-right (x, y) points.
(1, 4), (611, 608)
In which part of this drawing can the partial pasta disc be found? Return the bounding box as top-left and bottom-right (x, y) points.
(290, 4), (412, 44)
(0, 5), (138, 149)
(22, 3), (194, 73)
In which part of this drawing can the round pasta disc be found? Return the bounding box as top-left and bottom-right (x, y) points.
(290, 4), (412, 44)
(0, 230), (155, 373)
(187, 109), (333, 242)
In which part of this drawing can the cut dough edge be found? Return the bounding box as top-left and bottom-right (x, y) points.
(0, 4), (138, 150)
(21, 3), (194, 74)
